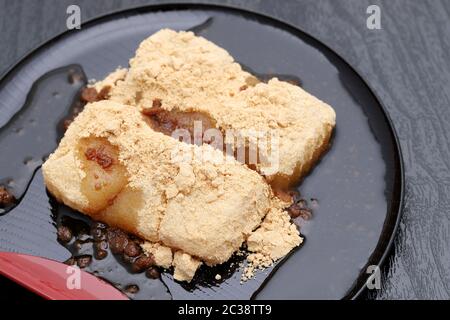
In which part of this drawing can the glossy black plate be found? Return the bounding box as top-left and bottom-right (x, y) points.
(0, 4), (403, 299)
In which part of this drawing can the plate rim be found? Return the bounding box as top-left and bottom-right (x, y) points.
(0, 2), (405, 300)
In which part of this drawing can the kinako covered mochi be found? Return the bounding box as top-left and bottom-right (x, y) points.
(107, 29), (336, 190)
(42, 101), (301, 281)
(43, 28), (337, 282)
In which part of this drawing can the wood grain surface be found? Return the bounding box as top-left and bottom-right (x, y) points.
(0, 0), (449, 300)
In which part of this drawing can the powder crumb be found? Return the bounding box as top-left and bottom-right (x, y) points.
(90, 68), (128, 93)
(173, 251), (202, 282)
(241, 201), (303, 282)
(141, 242), (173, 269)
(215, 274), (222, 281)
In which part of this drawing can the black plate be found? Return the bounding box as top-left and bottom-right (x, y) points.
(0, 3), (403, 299)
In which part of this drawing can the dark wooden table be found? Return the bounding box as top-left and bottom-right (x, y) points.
(1, 0), (449, 300)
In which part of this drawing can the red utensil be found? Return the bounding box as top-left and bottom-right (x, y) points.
(0, 252), (128, 300)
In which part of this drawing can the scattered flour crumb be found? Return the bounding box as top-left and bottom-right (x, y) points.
(141, 242), (173, 269)
(241, 200), (303, 282)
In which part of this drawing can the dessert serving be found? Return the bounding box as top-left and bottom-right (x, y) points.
(42, 29), (336, 283)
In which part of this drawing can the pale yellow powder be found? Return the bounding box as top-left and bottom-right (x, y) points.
(90, 68), (128, 93)
(242, 199), (303, 281)
(141, 242), (173, 269)
(173, 251), (202, 282)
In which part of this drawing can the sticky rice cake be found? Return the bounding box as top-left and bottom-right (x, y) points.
(108, 29), (336, 188)
(42, 100), (273, 266)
